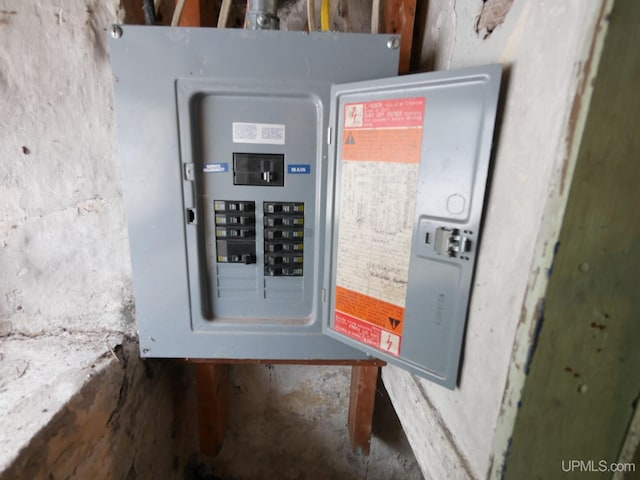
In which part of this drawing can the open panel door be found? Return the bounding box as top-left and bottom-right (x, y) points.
(324, 65), (501, 389)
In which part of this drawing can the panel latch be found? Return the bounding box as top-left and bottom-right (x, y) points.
(433, 227), (472, 259)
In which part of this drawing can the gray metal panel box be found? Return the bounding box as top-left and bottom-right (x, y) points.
(110, 27), (501, 388)
(110, 27), (400, 361)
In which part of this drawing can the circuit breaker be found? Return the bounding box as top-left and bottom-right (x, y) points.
(110, 27), (501, 389)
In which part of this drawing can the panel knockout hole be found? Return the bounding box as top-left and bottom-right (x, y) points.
(186, 208), (197, 224)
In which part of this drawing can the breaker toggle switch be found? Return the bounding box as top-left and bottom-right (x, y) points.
(233, 153), (284, 186)
(216, 240), (256, 264)
(265, 242), (303, 253)
(264, 202), (304, 214)
(215, 214), (254, 226)
(216, 227), (253, 238)
(214, 200), (254, 212)
(264, 216), (304, 227)
(264, 266), (303, 277)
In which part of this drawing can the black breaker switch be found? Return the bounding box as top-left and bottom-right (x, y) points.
(233, 153), (284, 187)
(214, 200), (256, 264)
(263, 201), (304, 277)
(216, 240), (256, 264)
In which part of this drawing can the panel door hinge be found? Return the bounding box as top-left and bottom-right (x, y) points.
(327, 127), (332, 145)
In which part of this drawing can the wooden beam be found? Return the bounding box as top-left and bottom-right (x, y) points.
(178, 0), (217, 27)
(381, 0), (418, 74)
(347, 365), (379, 455)
(195, 363), (229, 456)
(192, 359), (384, 456)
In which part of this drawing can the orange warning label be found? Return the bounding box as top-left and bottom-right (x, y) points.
(345, 98), (425, 129)
(335, 311), (402, 356)
(342, 128), (423, 163)
(336, 286), (404, 335)
(334, 98), (425, 356)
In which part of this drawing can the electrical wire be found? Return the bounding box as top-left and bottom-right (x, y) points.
(370, 0), (380, 34)
(320, 0), (330, 31)
(143, 0), (157, 25)
(307, 0), (317, 32)
(217, 0), (232, 28)
(171, 0), (186, 26)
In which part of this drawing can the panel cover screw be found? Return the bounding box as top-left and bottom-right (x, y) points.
(387, 37), (400, 49)
(110, 25), (123, 39)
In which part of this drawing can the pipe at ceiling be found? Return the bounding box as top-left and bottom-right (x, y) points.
(245, 0), (280, 30)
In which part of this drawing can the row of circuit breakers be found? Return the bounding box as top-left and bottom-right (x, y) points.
(110, 26), (501, 389)
(214, 199), (305, 277)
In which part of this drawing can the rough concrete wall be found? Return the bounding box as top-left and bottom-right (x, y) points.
(0, 0), (132, 337)
(1, 341), (196, 480)
(0, 1), (198, 474)
(383, 1), (613, 478)
(0, 332), (122, 470)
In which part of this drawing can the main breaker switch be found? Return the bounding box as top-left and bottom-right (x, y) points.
(233, 153), (284, 186)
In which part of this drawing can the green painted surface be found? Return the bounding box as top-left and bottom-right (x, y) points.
(504, 1), (640, 479)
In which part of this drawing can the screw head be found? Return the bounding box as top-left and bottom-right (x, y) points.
(256, 14), (268, 27)
(387, 37), (400, 49)
(110, 24), (123, 39)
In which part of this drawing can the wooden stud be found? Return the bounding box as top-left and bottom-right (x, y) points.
(190, 359), (384, 456)
(381, 0), (418, 74)
(347, 365), (379, 456)
(178, 0), (217, 27)
(195, 363), (229, 456)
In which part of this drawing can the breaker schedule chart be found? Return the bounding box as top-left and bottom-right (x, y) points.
(334, 98), (426, 357)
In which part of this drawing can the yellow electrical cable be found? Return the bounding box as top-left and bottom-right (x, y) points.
(321, 0), (330, 31)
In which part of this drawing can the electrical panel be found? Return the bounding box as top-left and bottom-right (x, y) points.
(110, 27), (501, 389)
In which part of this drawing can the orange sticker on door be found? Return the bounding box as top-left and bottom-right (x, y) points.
(342, 97), (425, 163)
(334, 97), (426, 357)
(335, 310), (402, 356)
(342, 128), (423, 163)
(336, 286), (404, 335)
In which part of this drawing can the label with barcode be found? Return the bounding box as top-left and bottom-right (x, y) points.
(232, 122), (285, 145)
